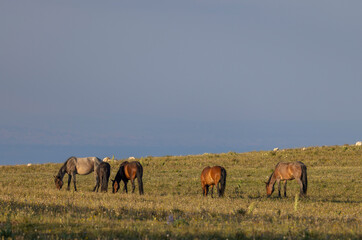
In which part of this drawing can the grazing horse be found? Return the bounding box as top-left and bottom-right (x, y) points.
(265, 161), (307, 197)
(201, 166), (227, 197)
(54, 156), (102, 191)
(94, 162), (111, 193)
(112, 161), (144, 195)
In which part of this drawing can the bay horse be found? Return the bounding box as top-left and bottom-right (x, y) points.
(94, 162), (111, 192)
(201, 166), (227, 197)
(265, 161), (307, 197)
(54, 156), (102, 191)
(112, 161), (144, 195)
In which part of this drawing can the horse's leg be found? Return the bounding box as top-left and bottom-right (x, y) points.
(210, 185), (214, 198)
(284, 180), (287, 197)
(216, 181), (220, 197)
(72, 173), (77, 191)
(123, 180), (128, 193)
(67, 174), (72, 191)
(93, 175), (99, 192)
(296, 178), (304, 196)
(277, 179), (281, 197)
(93, 172), (99, 192)
(131, 179), (136, 193)
(205, 185), (209, 196)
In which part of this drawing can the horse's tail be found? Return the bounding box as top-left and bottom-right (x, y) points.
(301, 163), (308, 195)
(219, 167), (227, 197)
(136, 162), (144, 195)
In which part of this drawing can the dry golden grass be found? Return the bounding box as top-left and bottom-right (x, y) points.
(0, 145), (361, 239)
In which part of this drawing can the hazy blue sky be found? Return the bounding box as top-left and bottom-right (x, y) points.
(1, 1), (361, 164)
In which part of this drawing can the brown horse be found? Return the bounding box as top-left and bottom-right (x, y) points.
(201, 166), (227, 197)
(112, 161), (144, 195)
(265, 161), (307, 197)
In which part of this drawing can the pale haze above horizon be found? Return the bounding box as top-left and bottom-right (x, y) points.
(1, 1), (361, 165)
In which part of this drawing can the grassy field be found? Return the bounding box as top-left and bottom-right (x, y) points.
(0, 145), (361, 239)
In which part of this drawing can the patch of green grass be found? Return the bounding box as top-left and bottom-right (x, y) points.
(0, 145), (361, 239)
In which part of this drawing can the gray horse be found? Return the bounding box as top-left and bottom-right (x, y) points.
(54, 156), (102, 191)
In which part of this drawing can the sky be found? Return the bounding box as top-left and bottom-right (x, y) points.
(1, 0), (361, 165)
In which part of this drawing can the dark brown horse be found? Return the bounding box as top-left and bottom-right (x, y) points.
(201, 166), (227, 197)
(94, 162), (111, 193)
(265, 161), (307, 197)
(112, 161), (144, 195)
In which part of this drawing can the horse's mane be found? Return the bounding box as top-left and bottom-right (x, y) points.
(266, 172), (274, 185)
(266, 162), (281, 184)
(113, 161), (128, 182)
(57, 156), (76, 178)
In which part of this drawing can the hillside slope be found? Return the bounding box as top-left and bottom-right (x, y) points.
(0, 145), (361, 239)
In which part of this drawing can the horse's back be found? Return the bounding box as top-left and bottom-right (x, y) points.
(124, 165), (134, 179)
(89, 157), (102, 164)
(121, 161), (140, 180)
(201, 166), (222, 185)
(210, 166), (223, 183)
(291, 161), (306, 177)
(295, 161), (306, 168)
(98, 161), (110, 173)
(275, 161), (305, 180)
(289, 161), (305, 171)
(76, 157), (101, 175)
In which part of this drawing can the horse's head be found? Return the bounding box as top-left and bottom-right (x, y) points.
(54, 176), (63, 190)
(111, 179), (119, 193)
(265, 181), (274, 197)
